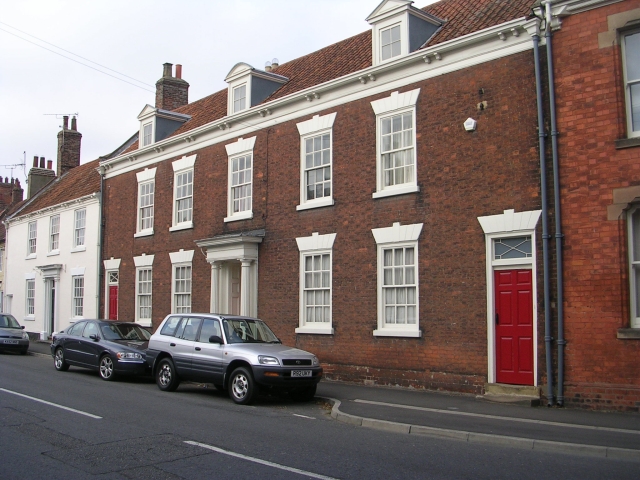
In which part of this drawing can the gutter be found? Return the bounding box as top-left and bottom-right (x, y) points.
(542, 0), (566, 407)
(531, 17), (554, 406)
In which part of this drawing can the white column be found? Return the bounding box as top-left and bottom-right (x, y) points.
(53, 276), (60, 335)
(210, 261), (221, 313)
(239, 259), (252, 316)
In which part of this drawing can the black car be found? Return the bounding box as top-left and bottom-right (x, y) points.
(50, 320), (150, 380)
(0, 314), (30, 355)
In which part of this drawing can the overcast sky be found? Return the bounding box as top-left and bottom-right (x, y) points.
(0, 0), (437, 189)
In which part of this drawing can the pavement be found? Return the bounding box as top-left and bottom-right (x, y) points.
(28, 340), (640, 461)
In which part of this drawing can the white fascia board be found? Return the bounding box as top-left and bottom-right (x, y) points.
(6, 193), (99, 226)
(225, 62), (254, 83)
(555, 0), (623, 15)
(366, 0), (412, 23)
(137, 104), (157, 121)
(101, 17), (536, 179)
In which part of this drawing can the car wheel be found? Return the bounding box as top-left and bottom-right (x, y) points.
(99, 355), (116, 381)
(290, 385), (317, 402)
(54, 348), (69, 371)
(20, 348), (28, 355)
(156, 358), (180, 392)
(229, 367), (257, 405)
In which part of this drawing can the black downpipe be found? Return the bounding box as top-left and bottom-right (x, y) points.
(544, 0), (566, 406)
(533, 27), (554, 407)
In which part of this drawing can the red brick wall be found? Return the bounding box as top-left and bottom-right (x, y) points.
(551, 0), (640, 411)
(103, 50), (542, 395)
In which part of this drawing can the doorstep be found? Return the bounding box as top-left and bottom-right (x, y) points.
(481, 383), (542, 407)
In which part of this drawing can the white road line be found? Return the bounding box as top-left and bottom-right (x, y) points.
(354, 399), (640, 435)
(0, 388), (102, 419)
(185, 440), (338, 480)
(292, 414), (316, 419)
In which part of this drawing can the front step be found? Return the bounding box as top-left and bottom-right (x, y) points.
(481, 383), (541, 407)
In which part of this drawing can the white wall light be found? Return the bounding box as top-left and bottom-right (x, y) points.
(464, 117), (477, 132)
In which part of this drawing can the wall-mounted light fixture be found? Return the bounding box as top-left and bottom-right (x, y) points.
(464, 118), (477, 132)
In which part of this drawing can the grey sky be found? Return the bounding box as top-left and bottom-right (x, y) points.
(0, 0), (435, 187)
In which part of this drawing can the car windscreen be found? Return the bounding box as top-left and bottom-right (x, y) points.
(0, 315), (21, 329)
(101, 324), (151, 341)
(223, 319), (279, 344)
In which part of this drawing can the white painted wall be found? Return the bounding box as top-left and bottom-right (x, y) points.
(4, 194), (100, 336)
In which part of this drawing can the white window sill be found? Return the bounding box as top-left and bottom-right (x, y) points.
(372, 184), (420, 199)
(25, 254), (36, 260)
(169, 222), (193, 232)
(295, 325), (334, 335)
(47, 250), (60, 257)
(134, 229), (154, 238)
(373, 328), (422, 338)
(24, 316), (35, 322)
(224, 211), (253, 223)
(137, 319), (152, 327)
(71, 246), (86, 253)
(297, 198), (334, 211)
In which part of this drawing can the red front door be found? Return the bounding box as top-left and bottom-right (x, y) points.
(108, 285), (118, 320)
(495, 269), (534, 385)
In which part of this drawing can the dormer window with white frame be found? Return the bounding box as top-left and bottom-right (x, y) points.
(142, 122), (153, 146)
(170, 154), (196, 232)
(296, 112), (337, 211)
(225, 62), (288, 117)
(233, 84), (247, 113)
(137, 105), (191, 148)
(367, 0), (443, 67)
(371, 88), (420, 199)
(225, 137), (256, 222)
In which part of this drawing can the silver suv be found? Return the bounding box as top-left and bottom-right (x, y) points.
(146, 314), (323, 404)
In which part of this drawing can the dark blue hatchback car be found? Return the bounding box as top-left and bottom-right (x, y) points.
(51, 320), (150, 380)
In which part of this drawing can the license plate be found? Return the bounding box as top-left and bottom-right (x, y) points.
(2, 340), (18, 344)
(291, 370), (312, 377)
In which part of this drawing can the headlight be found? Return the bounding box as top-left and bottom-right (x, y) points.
(22, 332), (30, 340)
(258, 355), (280, 365)
(116, 352), (143, 360)
(312, 356), (319, 366)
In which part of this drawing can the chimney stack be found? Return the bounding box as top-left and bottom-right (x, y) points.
(33, 156), (38, 168)
(155, 62), (189, 111)
(57, 115), (82, 177)
(47, 160), (52, 170)
(12, 178), (23, 204)
(40, 157), (45, 168)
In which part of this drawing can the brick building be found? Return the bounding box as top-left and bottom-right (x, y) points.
(543, 0), (640, 410)
(97, 0), (639, 409)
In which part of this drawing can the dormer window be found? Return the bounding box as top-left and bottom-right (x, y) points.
(367, 0), (443, 66)
(225, 62), (288, 117)
(143, 123), (153, 146)
(233, 84), (247, 113)
(137, 105), (191, 148)
(381, 24), (401, 61)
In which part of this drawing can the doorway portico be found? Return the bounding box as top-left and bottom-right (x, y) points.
(195, 230), (264, 317)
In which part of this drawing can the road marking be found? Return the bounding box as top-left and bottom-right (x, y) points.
(185, 440), (338, 480)
(354, 399), (640, 435)
(0, 388), (102, 419)
(293, 414), (316, 419)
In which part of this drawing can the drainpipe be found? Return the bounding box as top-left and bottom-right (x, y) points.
(532, 18), (554, 407)
(543, 0), (565, 406)
(96, 166), (105, 319)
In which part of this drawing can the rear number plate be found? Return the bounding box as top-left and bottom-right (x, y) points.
(2, 340), (18, 344)
(291, 370), (312, 377)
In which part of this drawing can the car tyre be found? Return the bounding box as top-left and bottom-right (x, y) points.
(54, 347), (69, 371)
(290, 384), (317, 402)
(20, 348), (28, 355)
(156, 358), (180, 392)
(229, 367), (257, 405)
(99, 355), (116, 381)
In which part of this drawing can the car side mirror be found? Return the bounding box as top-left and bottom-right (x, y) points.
(90, 334), (100, 342)
(209, 335), (223, 344)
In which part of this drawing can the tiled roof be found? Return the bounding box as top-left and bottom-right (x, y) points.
(120, 0), (534, 156)
(14, 160), (101, 218)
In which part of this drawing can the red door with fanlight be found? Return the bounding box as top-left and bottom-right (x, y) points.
(495, 269), (534, 385)
(108, 285), (118, 320)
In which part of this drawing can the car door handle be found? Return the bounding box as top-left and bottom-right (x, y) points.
(170, 343), (176, 347)
(195, 347), (201, 351)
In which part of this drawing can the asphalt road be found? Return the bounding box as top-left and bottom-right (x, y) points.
(1, 352), (638, 479)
